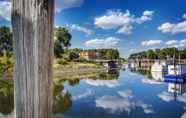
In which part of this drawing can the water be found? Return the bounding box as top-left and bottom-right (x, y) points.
(0, 70), (186, 118)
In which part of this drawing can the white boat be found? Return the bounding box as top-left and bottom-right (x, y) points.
(151, 61), (167, 72)
(151, 71), (164, 81)
(164, 64), (186, 83)
(168, 83), (186, 94)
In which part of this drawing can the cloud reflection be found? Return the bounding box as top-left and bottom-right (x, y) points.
(158, 91), (186, 103)
(95, 90), (155, 114)
(95, 95), (135, 114)
(72, 89), (92, 101)
(84, 79), (119, 88)
(142, 78), (163, 85)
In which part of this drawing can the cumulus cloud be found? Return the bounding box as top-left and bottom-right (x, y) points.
(165, 40), (178, 45)
(165, 39), (186, 48)
(142, 78), (163, 85)
(0, 0), (83, 21)
(94, 10), (154, 35)
(136, 101), (154, 114)
(68, 24), (93, 35)
(72, 89), (92, 101)
(136, 10), (154, 24)
(95, 95), (135, 114)
(117, 25), (133, 35)
(158, 21), (186, 34)
(118, 90), (133, 98)
(182, 13), (186, 19)
(55, 0), (84, 13)
(84, 79), (119, 88)
(158, 91), (186, 103)
(0, 1), (11, 21)
(141, 40), (163, 46)
(95, 90), (155, 114)
(84, 37), (120, 48)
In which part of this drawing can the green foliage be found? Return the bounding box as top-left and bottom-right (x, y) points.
(146, 49), (156, 59)
(54, 27), (72, 58)
(53, 81), (72, 113)
(128, 47), (182, 60)
(0, 26), (13, 57)
(84, 48), (120, 60)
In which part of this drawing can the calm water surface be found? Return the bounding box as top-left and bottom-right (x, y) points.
(0, 70), (186, 118)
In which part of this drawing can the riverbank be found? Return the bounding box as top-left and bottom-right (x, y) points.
(54, 61), (105, 80)
(0, 61), (105, 80)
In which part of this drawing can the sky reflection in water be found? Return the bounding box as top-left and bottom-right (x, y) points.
(55, 70), (186, 118)
(0, 70), (186, 118)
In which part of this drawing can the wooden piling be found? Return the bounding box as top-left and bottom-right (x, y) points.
(11, 0), (54, 117)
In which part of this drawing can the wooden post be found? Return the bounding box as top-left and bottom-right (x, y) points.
(11, 0), (54, 118)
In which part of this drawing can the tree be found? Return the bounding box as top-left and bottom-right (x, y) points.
(0, 27), (13, 57)
(146, 49), (156, 59)
(12, 0), (54, 118)
(54, 27), (72, 57)
(0, 27), (14, 75)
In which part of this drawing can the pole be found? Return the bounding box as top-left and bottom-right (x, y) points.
(11, 0), (54, 117)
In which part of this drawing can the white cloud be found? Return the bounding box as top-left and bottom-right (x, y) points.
(141, 40), (163, 46)
(118, 90), (133, 98)
(95, 95), (135, 114)
(182, 13), (186, 19)
(136, 10), (154, 24)
(95, 90), (155, 114)
(94, 10), (154, 34)
(158, 91), (186, 103)
(136, 101), (154, 114)
(55, 0), (83, 13)
(84, 37), (120, 48)
(94, 10), (133, 30)
(72, 89), (92, 101)
(165, 39), (186, 48)
(158, 21), (186, 34)
(117, 25), (133, 35)
(0, 0), (84, 21)
(69, 24), (93, 35)
(84, 79), (119, 88)
(0, 1), (11, 21)
(165, 40), (178, 45)
(142, 78), (163, 85)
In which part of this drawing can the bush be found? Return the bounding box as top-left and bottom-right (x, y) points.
(56, 58), (68, 65)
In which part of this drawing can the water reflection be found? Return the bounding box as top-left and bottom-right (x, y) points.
(0, 69), (186, 118)
(0, 80), (14, 115)
(95, 89), (154, 114)
(53, 80), (72, 114)
(131, 69), (186, 110)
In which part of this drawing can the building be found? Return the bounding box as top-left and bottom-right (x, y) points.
(79, 50), (100, 60)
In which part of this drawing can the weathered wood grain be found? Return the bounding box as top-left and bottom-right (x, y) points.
(11, 0), (54, 118)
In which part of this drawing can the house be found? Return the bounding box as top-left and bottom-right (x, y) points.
(79, 50), (100, 60)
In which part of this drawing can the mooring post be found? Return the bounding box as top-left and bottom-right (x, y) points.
(11, 0), (54, 118)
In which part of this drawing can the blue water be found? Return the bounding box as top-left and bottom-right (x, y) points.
(0, 70), (186, 118)
(55, 70), (186, 118)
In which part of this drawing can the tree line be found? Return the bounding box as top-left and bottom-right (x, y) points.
(128, 48), (186, 60)
(0, 26), (123, 71)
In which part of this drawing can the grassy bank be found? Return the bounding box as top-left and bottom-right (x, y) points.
(54, 60), (104, 80)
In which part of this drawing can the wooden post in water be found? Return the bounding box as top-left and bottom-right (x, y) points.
(11, 0), (54, 118)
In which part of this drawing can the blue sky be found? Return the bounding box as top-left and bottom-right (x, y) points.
(0, 0), (186, 58)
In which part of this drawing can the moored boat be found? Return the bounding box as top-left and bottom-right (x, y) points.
(164, 64), (186, 83)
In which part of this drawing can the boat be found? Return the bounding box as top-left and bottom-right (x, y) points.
(168, 83), (186, 94)
(151, 61), (168, 72)
(104, 60), (118, 70)
(164, 64), (186, 83)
